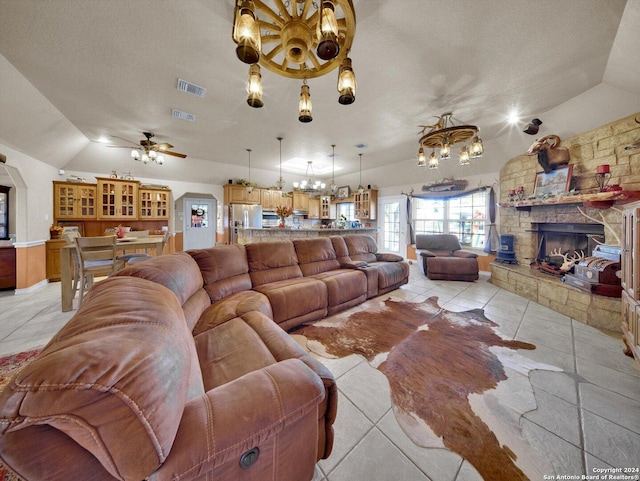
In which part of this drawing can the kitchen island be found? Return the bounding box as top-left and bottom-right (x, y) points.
(236, 227), (378, 244)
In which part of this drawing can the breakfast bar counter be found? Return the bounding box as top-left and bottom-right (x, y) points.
(237, 227), (378, 244)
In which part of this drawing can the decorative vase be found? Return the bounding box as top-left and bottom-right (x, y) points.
(279, 220), (286, 228)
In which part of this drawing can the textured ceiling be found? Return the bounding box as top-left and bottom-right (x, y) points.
(0, 0), (637, 187)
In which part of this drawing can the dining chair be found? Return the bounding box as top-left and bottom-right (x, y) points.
(75, 235), (118, 305)
(62, 231), (81, 299)
(124, 231), (170, 265)
(115, 230), (153, 265)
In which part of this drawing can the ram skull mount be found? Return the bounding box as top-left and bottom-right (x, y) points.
(525, 134), (570, 173)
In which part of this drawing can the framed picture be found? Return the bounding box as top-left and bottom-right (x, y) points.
(337, 186), (351, 199)
(533, 165), (573, 196)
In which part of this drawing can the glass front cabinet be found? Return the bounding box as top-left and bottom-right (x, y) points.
(0, 185), (9, 240)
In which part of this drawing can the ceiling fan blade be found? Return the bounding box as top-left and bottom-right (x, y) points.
(110, 135), (140, 147)
(155, 142), (174, 151)
(163, 151), (187, 158)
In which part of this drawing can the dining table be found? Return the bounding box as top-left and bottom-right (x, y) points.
(60, 235), (165, 312)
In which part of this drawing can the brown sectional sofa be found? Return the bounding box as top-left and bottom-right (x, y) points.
(0, 235), (408, 481)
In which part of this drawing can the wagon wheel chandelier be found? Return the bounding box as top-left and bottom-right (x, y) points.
(233, 0), (357, 122)
(417, 112), (484, 169)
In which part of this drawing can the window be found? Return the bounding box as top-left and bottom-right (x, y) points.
(413, 190), (487, 248)
(337, 203), (355, 220)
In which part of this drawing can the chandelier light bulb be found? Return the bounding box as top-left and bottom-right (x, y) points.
(316, 1), (340, 60)
(429, 151), (439, 169)
(246, 64), (264, 108)
(131, 149), (140, 160)
(149, 150), (157, 160)
(233, 0), (261, 64)
(299, 81), (313, 122)
(470, 136), (484, 158)
(156, 155), (164, 165)
(440, 141), (451, 160)
(337, 57), (356, 104)
(417, 147), (426, 166)
(459, 146), (470, 165)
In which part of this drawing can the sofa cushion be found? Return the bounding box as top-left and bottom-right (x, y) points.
(193, 290), (273, 336)
(310, 270), (367, 313)
(426, 256), (479, 281)
(329, 236), (351, 264)
(373, 261), (411, 289)
(0, 277), (202, 480)
(113, 252), (206, 330)
(293, 238), (341, 276)
(253, 277), (327, 329)
(342, 235), (378, 263)
(188, 245), (253, 302)
(246, 241), (304, 286)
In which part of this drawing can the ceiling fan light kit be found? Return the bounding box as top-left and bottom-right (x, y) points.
(232, 0), (357, 122)
(417, 113), (484, 169)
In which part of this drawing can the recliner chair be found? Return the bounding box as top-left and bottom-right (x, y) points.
(415, 234), (479, 281)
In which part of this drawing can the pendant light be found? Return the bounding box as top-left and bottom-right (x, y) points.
(428, 151), (439, 169)
(246, 148), (254, 193)
(275, 136), (286, 190)
(357, 153), (365, 195)
(459, 146), (470, 166)
(330, 144), (337, 194)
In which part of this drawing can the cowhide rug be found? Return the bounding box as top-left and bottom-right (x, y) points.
(291, 296), (562, 481)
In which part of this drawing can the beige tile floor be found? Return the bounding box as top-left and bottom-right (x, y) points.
(0, 264), (638, 481)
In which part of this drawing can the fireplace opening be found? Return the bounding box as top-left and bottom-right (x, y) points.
(534, 223), (605, 267)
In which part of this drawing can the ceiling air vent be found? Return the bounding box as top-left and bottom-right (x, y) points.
(177, 78), (206, 98)
(172, 109), (196, 122)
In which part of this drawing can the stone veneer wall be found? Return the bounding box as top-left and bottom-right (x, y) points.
(492, 112), (640, 331)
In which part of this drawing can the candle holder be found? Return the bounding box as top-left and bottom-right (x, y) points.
(508, 189), (516, 202)
(595, 165), (611, 192)
(517, 186), (526, 201)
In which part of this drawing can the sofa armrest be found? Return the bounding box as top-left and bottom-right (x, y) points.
(152, 359), (325, 480)
(375, 253), (403, 262)
(416, 249), (436, 258)
(340, 261), (368, 269)
(453, 250), (478, 259)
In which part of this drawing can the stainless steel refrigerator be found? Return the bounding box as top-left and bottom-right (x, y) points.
(229, 204), (262, 243)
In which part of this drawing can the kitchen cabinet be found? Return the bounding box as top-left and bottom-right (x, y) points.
(46, 239), (66, 281)
(0, 185), (9, 239)
(53, 181), (97, 220)
(621, 200), (640, 368)
(97, 178), (139, 220)
(308, 197), (320, 219)
(224, 184), (260, 204)
(354, 189), (377, 220)
(139, 187), (170, 219)
(0, 246), (16, 289)
(261, 189), (291, 210)
(320, 196), (335, 219)
(292, 192), (309, 211)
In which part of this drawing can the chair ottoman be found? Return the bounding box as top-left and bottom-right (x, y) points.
(425, 256), (479, 281)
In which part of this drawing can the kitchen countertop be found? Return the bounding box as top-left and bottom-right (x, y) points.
(236, 227), (378, 244)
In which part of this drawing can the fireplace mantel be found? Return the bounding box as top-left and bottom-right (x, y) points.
(498, 190), (640, 211)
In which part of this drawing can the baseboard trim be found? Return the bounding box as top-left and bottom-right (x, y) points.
(14, 279), (49, 295)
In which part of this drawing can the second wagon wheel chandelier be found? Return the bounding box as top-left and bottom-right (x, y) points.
(233, 0), (357, 122)
(417, 112), (484, 169)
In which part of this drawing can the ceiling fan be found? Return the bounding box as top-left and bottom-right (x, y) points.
(108, 132), (187, 164)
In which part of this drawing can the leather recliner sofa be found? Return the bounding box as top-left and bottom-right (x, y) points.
(415, 234), (479, 281)
(0, 235), (409, 481)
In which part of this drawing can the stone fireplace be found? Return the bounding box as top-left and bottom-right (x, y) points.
(490, 113), (640, 332)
